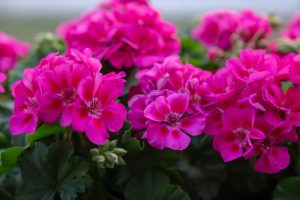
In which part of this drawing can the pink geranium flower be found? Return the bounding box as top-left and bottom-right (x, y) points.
(191, 9), (271, 51)
(58, 1), (180, 69)
(238, 10), (271, 43)
(284, 87), (300, 126)
(251, 116), (297, 173)
(192, 10), (239, 50)
(9, 49), (127, 145)
(39, 49), (101, 126)
(72, 72), (127, 145)
(0, 31), (29, 73)
(9, 69), (41, 135)
(283, 12), (300, 40)
(213, 107), (264, 162)
(289, 53), (300, 84)
(226, 49), (276, 83)
(142, 93), (205, 150)
(0, 73), (6, 93)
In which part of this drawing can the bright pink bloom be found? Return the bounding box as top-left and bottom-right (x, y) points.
(9, 49), (127, 145)
(72, 73), (127, 145)
(58, 1), (180, 69)
(9, 69), (41, 135)
(39, 49), (101, 126)
(226, 49), (277, 83)
(192, 10), (239, 50)
(289, 53), (300, 84)
(238, 10), (271, 43)
(0, 73), (6, 93)
(213, 107), (264, 162)
(251, 116), (297, 174)
(0, 31), (29, 73)
(142, 93), (205, 150)
(192, 9), (271, 51)
(284, 87), (300, 126)
(283, 12), (300, 39)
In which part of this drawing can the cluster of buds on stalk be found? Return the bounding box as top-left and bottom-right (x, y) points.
(90, 140), (127, 168)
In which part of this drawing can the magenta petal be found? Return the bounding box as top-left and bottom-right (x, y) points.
(165, 128), (191, 150)
(219, 141), (243, 162)
(154, 96), (170, 116)
(143, 124), (169, 149)
(249, 128), (265, 140)
(179, 113), (206, 136)
(71, 105), (89, 132)
(40, 94), (63, 123)
(9, 112), (38, 135)
(102, 103), (126, 133)
(255, 147), (290, 174)
(144, 102), (165, 122)
(128, 110), (147, 130)
(60, 105), (74, 127)
(222, 107), (255, 130)
(85, 117), (109, 145)
(167, 93), (189, 115)
(77, 77), (94, 103)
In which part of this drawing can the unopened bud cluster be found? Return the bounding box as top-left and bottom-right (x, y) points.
(90, 140), (127, 168)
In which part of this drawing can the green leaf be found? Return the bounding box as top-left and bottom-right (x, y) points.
(0, 147), (25, 174)
(178, 151), (227, 200)
(125, 171), (190, 200)
(26, 124), (64, 143)
(16, 142), (91, 200)
(273, 176), (300, 200)
(121, 129), (144, 152)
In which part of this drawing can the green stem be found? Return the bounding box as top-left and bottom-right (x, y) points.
(64, 126), (73, 143)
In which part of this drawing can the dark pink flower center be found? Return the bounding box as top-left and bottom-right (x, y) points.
(89, 98), (101, 115)
(233, 127), (251, 149)
(165, 112), (181, 126)
(60, 88), (77, 104)
(25, 97), (38, 111)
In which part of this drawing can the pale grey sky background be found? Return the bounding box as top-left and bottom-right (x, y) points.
(0, 0), (300, 41)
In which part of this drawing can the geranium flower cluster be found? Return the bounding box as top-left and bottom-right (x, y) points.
(283, 12), (300, 40)
(206, 49), (299, 174)
(0, 31), (29, 73)
(9, 49), (127, 145)
(58, 0), (180, 69)
(192, 9), (271, 51)
(128, 56), (209, 150)
(0, 73), (6, 93)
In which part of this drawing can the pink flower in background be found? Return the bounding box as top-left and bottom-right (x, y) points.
(58, 0), (180, 69)
(9, 49), (127, 145)
(192, 10), (239, 50)
(238, 10), (271, 43)
(142, 93), (205, 150)
(191, 9), (271, 51)
(213, 107), (264, 162)
(0, 31), (29, 73)
(283, 12), (300, 40)
(0, 73), (6, 93)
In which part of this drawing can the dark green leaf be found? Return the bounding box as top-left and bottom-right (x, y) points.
(121, 129), (144, 152)
(16, 142), (91, 200)
(273, 176), (300, 200)
(26, 124), (64, 143)
(0, 147), (25, 174)
(125, 171), (190, 200)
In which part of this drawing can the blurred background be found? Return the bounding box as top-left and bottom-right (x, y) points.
(1, 0), (300, 42)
